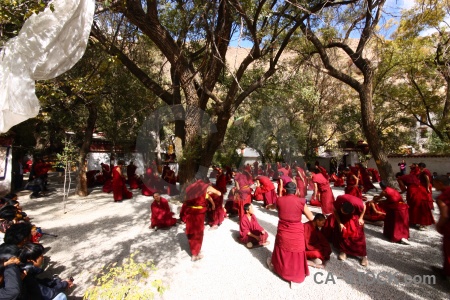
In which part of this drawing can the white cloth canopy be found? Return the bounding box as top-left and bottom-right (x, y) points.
(0, 0), (95, 133)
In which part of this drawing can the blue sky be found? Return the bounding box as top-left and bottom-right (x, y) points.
(229, 0), (429, 48)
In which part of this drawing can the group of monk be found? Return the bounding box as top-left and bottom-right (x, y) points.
(99, 160), (180, 202)
(145, 160), (449, 287)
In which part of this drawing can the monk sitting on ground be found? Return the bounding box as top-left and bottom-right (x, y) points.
(304, 213), (332, 269)
(149, 193), (177, 230)
(239, 203), (269, 248)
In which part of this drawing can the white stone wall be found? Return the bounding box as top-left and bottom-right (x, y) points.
(367, 156), (450, 176)
(0, 148), (12, 196)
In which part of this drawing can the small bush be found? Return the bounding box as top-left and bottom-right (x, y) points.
(83, 252), (166, 300)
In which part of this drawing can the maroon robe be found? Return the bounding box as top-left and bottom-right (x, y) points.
(101, 163), (112, 192)
(112, 166), (133, 201)
(272, 194), (309, 283)
(234, 172), (253, 218)
(224, 188), (239, 216)
(379, 187), (409, 242)
(164, 169), (179, 196)
(419, 169), (433, 208)
(277, 175), (292, 196)
(304, 221), (332, 261)
(400, 174), (435, 226)
(363, 201), (386, 222)
(295, 167), (307, 197)
(316, 165), (329, 180)
(150, 197), (177, 228)
(257, 176), (277, 207)
(127, 164), (140, 190)
(358, 166), (376, 193)
(216, 172), (227, 194)
(239, 214), (268, 245)
(436, 187), (450, 276)
(344, 171), (362, 199)
(207, 192), (226, 227)
(185, 180), (209, 256)
(331, 194), (367, 257)
(312, 173), (335, 215)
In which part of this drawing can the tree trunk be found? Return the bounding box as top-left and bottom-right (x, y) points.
(359, 85), (396, 186)
(75, 103), (98, 196)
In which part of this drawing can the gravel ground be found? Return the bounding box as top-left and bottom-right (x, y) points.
(16, 173), (449, 300)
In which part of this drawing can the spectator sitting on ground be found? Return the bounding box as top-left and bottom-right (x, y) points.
(4, 223), (32, 248)
(0, 243), (23, 299)
(5, 200), (30, 223)
(20, 243), (73, 300)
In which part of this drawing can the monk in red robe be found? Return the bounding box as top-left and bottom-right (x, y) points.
(315, 161), (329, 180)
(101, 162), (113, 193)
(418, 162), (433, 208)
(356, 163), (376, 193)
(207, 188), (226, 230)
(295, 166), (307, 197)
(184, 179), (221, 261)
(149, 193), (177, 230)
(215, 168), (228, 194)
(343, 168), (362, 199)
(433, 175), (450, 279)
(304, 214), (332, 268)
(255, 175), (277, 208)
(277, 173), (293, 197)
(234, 171), (253, 218)
(163, 168), (179, 196)
(112, 160), (133, 202)
(397, 173), (435, 230)
(363, 200), (386, 222)
(239, 203), (269, 248)
(373, 181), (410, 244)
(267, 182), (314, 289)
(311, 170), (335, 215)
(224, 187), (239, 217)
(328, 194), (368, 266)
(141, 168), (157, 197)
(127, 161), (140, 190)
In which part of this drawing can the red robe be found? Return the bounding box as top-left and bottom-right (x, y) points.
(344, 172), (362, 199)
(112, 166), (133, 201)
(358, 166), (376, 193)
(150, 197), (177, 228)
(185, 180), (209, 256)
(379, 187), (409, 242)
(277, 175), (292, 196)
(216, 172), (228, 194)
(239, 214), (268, 245)
(419, 169), (433, 208)
(257, 176), (277, 207)
(363, 201), (386, 222)
(304, 221), (332, 261)
(400, 174), (435, 226)
(127, 164), (140, 190)
(164, 169), (179, 196)
(207, 192), (226, 227)
(224, 188), (238, 216)
(312, 173), (335, 215)
(272, 194), (309, 283)
(331, 194), (367, 257)
(436, 187), (450, 276)
(295, 167), (307, 197)
(234, 172), (253, 218)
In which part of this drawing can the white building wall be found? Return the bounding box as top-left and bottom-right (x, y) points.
(0, 147), (12, 196)
(367, 156), (450, 176)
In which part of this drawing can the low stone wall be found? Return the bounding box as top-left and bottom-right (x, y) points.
(367, 155), (450, 176)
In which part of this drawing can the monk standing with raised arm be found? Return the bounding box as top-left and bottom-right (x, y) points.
(184, 178), (221, 261)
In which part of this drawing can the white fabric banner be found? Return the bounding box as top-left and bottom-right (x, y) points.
(0, 0), (95, 133)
